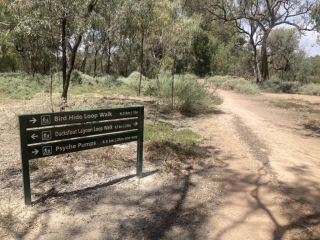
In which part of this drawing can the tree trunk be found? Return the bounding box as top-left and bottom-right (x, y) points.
(171, 57), (176, 110)
(261, 31), (271, 82)
(139, 30), (144, 96)
(61, 34), (82, 108)
(106, 37), (112, 74)
(93, 49), (99, 78)
(251, 46), (261, 83)
(80, 43), (89, 73)
(101, 47), (105, 73)
(61, 16), (67, 96)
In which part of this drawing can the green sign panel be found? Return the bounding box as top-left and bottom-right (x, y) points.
(19, 106), (144, 205)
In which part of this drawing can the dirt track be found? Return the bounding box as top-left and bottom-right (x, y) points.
(203, 90), (320, 239)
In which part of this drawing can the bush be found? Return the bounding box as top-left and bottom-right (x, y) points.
(261, 76), (301, 94)
(220, 78), (260, 94)
(207, 75), (235, 87)
(298, 83), (320, 96)
(279, 81), (301, 93)
(261, 75), (282, 93)
(95, 75), (124, 87)
(160, 73), (223, 115)
(0, 72), (44, 99)
(143, 78), (158, 97)
(70, 70), (95, 85)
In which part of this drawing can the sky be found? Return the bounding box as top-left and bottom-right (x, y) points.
(300, 31), (320, 57)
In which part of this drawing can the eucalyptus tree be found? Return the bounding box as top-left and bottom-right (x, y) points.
(0, 0), (17, 72)
(267, 28), (301, 75)
(162, 13), (200, 108)
(121, 0), (159, 95)
(205, 0), (317, 82)
(311, 2), (320, 44)
(11, 0), (99, 106)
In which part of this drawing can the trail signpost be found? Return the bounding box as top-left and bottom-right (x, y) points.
(19, 106), (144, 205)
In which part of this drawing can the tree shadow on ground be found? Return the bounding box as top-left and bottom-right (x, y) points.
(211, 158), (320, 240)
(16, 140), (221, 240)
(210, 115), (320, 239)
(303, 123), (320, 137)
(32, 170), (159, 205)
(199, 111), (320, 239)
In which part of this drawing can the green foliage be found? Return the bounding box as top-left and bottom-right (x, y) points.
(261, 75), (282, 92)
(298, 83), (320, 96)
(145, 123), (201, 144)
(210, 43), (251, 77)
(70, 70), (96, 85)
(29, 159), (49, 172)
(192, 30), (217, 77)
(268, 28), (300, 74)
(261, 76), (301, 93)
(159, 73), (222, 115)
(278, 81), (301, 93)
(306, 76), (320, 84)
(272, 100), (305, 109)
(207, 75), (236, 87)
(95, 75), (124, 87)
(145, 123), (206, 174)
(0, 72), (45, 99)
(208, 75), (260, 94)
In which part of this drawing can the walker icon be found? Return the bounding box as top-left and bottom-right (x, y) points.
(41, 115), (51, 125)
(42, 131), (52, 141)
(42, 146), (52, 156)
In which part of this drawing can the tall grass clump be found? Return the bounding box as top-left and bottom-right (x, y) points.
(160, 73), (223, 115)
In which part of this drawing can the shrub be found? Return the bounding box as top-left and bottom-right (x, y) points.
(95, 75), (124, 87)
(261, 75), (282, 93)
(298, 83), (320, 96)
(279, 81), (301, 93)
(220, 78), (260, 94)
(160, 73), (223, 115)
(207, 75), (235, 87)
(143, 78), (158, 97)
(145, 124), (200, 144)
(0, 72), (44, 99)
(70, 70), (95, 86)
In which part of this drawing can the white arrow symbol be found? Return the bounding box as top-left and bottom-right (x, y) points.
(29, 118), (37, 124)
(31, 134), (38, 140)
(32, 149), (39, 155)
(134, 122), (138, 126)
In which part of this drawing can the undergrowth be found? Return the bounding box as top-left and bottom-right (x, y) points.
(144, 123), (209, 174)
(145, 123), (201, 145)
(0, 71), (222, 116)
(207, 76), (260, 94)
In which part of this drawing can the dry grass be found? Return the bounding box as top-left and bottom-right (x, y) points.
(270, 99), (320, 136)
(0, 88), (215, 238)
(146, 141), (210, 175)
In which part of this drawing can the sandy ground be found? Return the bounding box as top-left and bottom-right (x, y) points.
(0, 90), (320, 239)
(204, 90), (320, 240)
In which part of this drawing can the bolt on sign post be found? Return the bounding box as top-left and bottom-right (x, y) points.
(19, 106), (144, 205)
